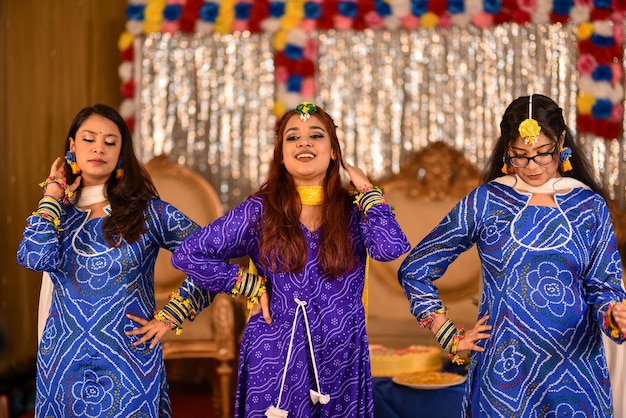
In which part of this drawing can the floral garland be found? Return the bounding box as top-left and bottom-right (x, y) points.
(118, 0), (625, 140)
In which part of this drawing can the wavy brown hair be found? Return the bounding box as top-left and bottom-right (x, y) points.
(64, 104), (159, 246)
(255, 106), (355, 277)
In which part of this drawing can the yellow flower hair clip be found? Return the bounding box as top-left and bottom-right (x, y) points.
(519, 119), (541, 145)
(519, 95), (541, 145)
(295, 102), (317, 121)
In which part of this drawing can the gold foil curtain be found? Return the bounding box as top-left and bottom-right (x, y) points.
(136, 23), (626, 211)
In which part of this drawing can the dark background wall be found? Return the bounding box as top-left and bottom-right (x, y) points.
(0, 0), (127, 371)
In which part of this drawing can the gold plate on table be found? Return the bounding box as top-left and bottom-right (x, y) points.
(392, 371), (467, 390)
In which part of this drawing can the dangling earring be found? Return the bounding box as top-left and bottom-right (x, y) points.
(559, 147), (573, 172)
(65, 151), (81, 174)
(501, 158), (515, 175)
(116, 158), (124, 179)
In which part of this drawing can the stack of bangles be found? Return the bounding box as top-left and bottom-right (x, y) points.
(434, 318), (465, 365)
(32, 195), (63, 232)
(231, 266), (267, 309)
(353, 186), (387, 216)
(154, 292), (196, 335)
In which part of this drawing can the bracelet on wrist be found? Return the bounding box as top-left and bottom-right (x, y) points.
(435, 318), (466, 365)
(419, 307), (449, 330)
(39, 176), (73, 204)
(32, 196), (63, 232)
(153, 292), (196, 335)
(353, 186), (388, 216)
(605, 300), (626, 339)
(232, 266), (267, 309)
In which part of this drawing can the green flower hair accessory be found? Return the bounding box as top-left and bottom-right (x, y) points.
(519, 94), (541, 145)
(295, 102), (317, 121)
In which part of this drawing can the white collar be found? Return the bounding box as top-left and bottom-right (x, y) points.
(72, 184), (110, 213)
(493, 174), (590, 194)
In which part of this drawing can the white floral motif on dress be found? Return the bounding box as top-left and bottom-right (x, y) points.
(494, 345), (526, 382)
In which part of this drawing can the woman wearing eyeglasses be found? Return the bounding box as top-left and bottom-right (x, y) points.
(399, 94), (626, 417)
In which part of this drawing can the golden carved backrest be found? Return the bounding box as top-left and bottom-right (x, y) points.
(369, 141), (481, 302)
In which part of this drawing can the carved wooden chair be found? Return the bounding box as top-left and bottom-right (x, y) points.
(367, 141), (482, 348)
(145, 156), (237, 418)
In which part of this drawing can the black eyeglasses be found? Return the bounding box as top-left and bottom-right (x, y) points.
(507, 148), (556, 168)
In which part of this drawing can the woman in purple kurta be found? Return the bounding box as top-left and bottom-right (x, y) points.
(172, 103), (410, 417)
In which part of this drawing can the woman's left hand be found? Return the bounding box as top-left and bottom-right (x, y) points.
(457, 315), (491, 353)
(342, 159), (372, 191)
(125, 314), (171, 349)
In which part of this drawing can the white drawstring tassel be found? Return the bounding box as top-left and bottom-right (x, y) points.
(265, 298), (331, 417)
(298, 298), (330, 404)
(265, 406), (289, 418)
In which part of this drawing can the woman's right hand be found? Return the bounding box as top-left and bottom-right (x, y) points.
(44, 157), (81, 199)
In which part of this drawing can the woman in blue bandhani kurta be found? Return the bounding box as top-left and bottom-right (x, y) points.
(171, 103), (410, 418)
(399, 94), (626, 417)
(17, 104), (209, 417)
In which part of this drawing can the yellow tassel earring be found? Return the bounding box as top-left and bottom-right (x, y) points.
(65, 151), (81, 174)
(116, 158), (124, 179)
(501, 160), (515, 175)
(560, 148), (573, 172)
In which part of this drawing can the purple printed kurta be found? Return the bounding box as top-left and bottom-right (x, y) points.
(172, 196), (410, 417)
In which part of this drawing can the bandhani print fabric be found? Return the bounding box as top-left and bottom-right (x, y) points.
(400, 181), (626, 417)
(171, 196), (410, 417)
(17, 200), (210, 418)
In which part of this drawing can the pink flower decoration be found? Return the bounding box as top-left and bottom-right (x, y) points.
(364, 11), (385, 29)
(301, 77), (316, 96)
(167, 0), (187, 4)
(334, 15), (354, 30)
(613, 24), (624, 45)
(275, 66), (289, 84)
(610, 63), (623, 83)
(517, 0), (536, 14)
(161, 21), (180, 33)
(303, 39), (318, 60)
(471, 12), (494, 28)
(611, 11), (624, 24)
(609, 103), (624, 122)
(300, 18), (317, 32)
(401, 14), (421, 30)
(437, 14), (453, 28)
(576, 54), (597, 75)
(233, 19), (249, 32)
(574, 0), (593, 7)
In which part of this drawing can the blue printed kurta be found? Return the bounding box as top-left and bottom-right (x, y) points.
(399, 181), (626, 417)
(17, 200), (210, 418)
(171, 196), (410, 418)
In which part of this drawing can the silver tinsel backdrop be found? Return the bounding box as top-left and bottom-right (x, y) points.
(134, 23), (626, 212)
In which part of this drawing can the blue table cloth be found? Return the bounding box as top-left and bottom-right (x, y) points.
(372, 377), (464, 418)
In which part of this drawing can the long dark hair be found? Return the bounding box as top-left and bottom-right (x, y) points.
(64, 104), (159, 246)
(481, 94), (602, 194)
(254, 106), (355, 277)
